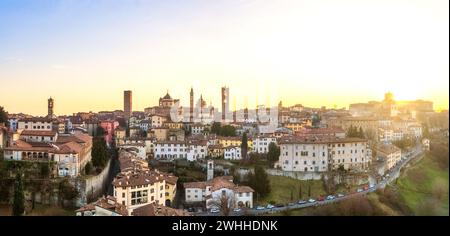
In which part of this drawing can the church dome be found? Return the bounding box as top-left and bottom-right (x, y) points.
(163, 92), (172, 99)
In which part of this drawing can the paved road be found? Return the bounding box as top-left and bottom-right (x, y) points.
(194, 144), (424, 216)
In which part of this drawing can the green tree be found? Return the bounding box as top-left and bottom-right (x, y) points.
(358, 127), (364, 138)
(40, 163), (50, 178)
(84, 161), (93, 175)
(91, 137), (109, 169)
(59, 179), (79, 208)
(96, 126), (105, 137)
(299, 183), (303, 200)
(312, 115), (321, 127)
(347, 125), (363, 138)
(0, 106), (8, 127)
(241, 133), (248, 160)
(13, 173), (25, 216)
(221, 125), (236, 137)
(211, 122), (221, 135)
(248, 166), (271, 198)
(267, 142), (280, 163)
(308, 181), (311, 198)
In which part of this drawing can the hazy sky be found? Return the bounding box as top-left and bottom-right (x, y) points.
(0, 0), (448, 116)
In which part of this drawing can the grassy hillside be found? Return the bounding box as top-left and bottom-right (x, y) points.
(395, 154), (449, 215)
(258, 175), (327, 205)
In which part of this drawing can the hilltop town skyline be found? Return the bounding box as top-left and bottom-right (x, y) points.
(2, 88), (446, 117)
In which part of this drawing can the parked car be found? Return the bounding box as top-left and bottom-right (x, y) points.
(256, 206), (265, 210)
(386, 174), (390, 177)
(317, 196), (325, 201)
(210, 208), (220, 213)
(187, 207), (195, 212)
(308, 198), (316, 203)
(274, 203), (285, 208)
(288, 202), (296, 206)
(298, 200), (307, 205)
(357, 188), (363, 193)
(326, 195), (335, 200)
(266, 204), (275, 209)
(369, 184), (375, 189)
(363, 185), (369, 191)
(233, 208), (242, 212)
(336, 193), (345, 198)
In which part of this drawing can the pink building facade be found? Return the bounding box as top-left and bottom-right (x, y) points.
(100, 120), (120, 146)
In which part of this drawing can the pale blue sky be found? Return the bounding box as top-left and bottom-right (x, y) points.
(0, 0), (448, 115)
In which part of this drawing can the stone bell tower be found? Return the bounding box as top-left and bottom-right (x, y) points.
(207, 160), (214, 181)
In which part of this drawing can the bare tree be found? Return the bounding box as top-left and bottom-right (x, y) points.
(207, 191), (236, 216)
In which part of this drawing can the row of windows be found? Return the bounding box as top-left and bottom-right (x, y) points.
(284, 160), (326, 165)
(282, 165), (326, 171)
(284, 151), (326, 157)
(335, 158), (365, 163)
(332, 149), (364, 155)
(26, 136), (54, 141)
(156, 148), (186, 152)
(156, 154), (187, 158)
(282, 145), (326, 150)
(156, 144), (186, 147)
(187, 189), (205, 193)
(24, 125), (51, 129)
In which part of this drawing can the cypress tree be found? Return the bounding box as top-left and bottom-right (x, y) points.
(13, 173), (25, 216)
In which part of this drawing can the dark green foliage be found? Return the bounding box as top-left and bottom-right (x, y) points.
(84, 161), (93, 175)
(0, 106), (8, 126)
(210, 122), (236, 137)
(210, 122), (221, 135)
(247, 166), (271, 198)
(298, 183), (302, 200)
(392, 138), (415, 150)
(13, 173), (25, 216)
(241, 133), (248, 160)
(59, 179), (79, 207)
(96, 126), (105, 137)
(312, 114), (321, 127)
(40, 163), (50, 178)
(308, 181), (311, 197)
(91, 137), (109, 169)
(221, 125), (236, 137)
(267, 142), (280, 163)
(346, 125), (365, 138)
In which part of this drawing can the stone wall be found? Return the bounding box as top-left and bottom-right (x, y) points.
(75, 159), (112, 207)
(266, 168), (323, 180)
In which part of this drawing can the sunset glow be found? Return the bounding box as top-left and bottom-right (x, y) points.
(0, 0), (448, 115)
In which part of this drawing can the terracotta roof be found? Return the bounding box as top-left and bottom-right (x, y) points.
(295, 127), (345, 135)
(208, 144), (223, 150)
(218, 136), (242, 141)
(118, 151), (149, 172)
(76, 196), (128, 216)
(184, 176), (236, 191)
(234, 186), (255, 193)
(56, 141), (82, 154)
(376, 144), (401, 155)
(112, 169), (177, 188)
(155, 140), (186, 145)
(183, 181), (207, 189)
(131, 203), (191, 216)
(19, 117), (53, 123)
(278, 136), (366, 144)
(21, 130), (57, 137)
(209, 176), (236, 192)
(186, 139), (207, 146)
(55, 135), (83, 144)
